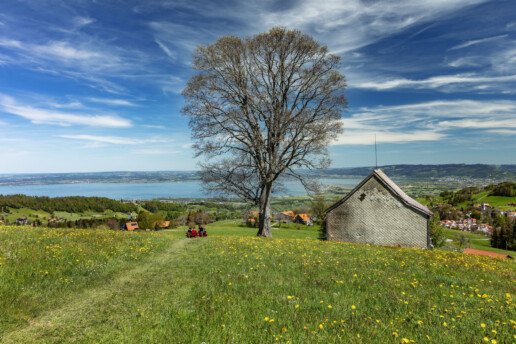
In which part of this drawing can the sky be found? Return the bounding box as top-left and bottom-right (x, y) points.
(0, 0), (515, 173)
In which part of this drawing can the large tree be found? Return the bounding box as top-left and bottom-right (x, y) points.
(182, 27), (347, 237)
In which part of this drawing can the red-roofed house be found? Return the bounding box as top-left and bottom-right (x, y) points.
(124, 222), (139, 231)
(276, 211), (295, 222)
(463, 248), (512, 259)
(293, 213), (313, 226)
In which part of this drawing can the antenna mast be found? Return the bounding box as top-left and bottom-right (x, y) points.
(375, 134), (378, 170)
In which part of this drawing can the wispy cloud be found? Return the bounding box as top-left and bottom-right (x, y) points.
(0, 95), (132, 127)
(355, 74), (516, 91)
(448, 34), (508, 51)
(133, 149), (180, 155)
(59, 135), (172, 145)
(334, 99), (516, 145)
(144, 124), (167, 129)
(333, 130), (445, 145)
(155, 39), (176, 60)
(88, 98), (137, 107)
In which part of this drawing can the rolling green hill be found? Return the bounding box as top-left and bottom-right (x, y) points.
(1, 225), (514, 343)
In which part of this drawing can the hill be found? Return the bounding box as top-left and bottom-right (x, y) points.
(1, 164), (515, 186)
(0, 225), (513, 343)
(322, 164), (516, 179)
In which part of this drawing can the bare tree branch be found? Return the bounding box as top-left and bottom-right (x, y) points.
(182, 27), (347, 237)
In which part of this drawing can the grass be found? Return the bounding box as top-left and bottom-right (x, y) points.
(441, 227), (513, 254)
(1, 207), (136, 224)
(1, 224), (515, 343)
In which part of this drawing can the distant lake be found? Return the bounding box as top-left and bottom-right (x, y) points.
(0, 178), (362, 199)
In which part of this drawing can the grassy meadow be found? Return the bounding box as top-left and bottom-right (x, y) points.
(0, 224), (515, 343)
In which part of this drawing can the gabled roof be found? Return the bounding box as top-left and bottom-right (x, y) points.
(281, 211), (295, 217)
(325, 169), (433, 217)
(296, 214), (311, 222)
(126, 222), (139, 231)
(463, 248), (512, 259)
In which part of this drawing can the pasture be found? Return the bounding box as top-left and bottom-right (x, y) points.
(0, 224), (514, 343)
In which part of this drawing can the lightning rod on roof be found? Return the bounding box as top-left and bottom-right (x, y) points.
(375, 134), (378, 170)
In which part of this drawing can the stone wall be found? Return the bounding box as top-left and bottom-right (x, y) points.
(326, 176), (430, 248)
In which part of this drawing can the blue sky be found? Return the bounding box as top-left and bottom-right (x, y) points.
(0, 0), (515, 173)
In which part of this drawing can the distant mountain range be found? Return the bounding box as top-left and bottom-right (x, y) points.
(319, 164), (516, 179)
(0, 164), (515, 186)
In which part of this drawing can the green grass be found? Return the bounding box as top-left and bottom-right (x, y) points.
(442, 227), (513, 254)
(3, 208), (51, 224)
(1, 225), (514, 343)
(164, 219), (320, 240)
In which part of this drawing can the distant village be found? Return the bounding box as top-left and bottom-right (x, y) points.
(438, 202), (516, 235)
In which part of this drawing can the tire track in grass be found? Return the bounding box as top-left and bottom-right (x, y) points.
(2, 238), (192, 343)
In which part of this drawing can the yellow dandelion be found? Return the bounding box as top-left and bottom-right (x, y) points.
(264, 317), (269, 321)
(319, 324), (323, 329)
(328, 305), (332, 309)
(351, 305), (356, 310)
(481, 323), (486, 328)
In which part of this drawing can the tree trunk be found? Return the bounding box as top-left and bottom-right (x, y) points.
(257, 183), (273, 237)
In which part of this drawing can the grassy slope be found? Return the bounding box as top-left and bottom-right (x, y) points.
(442, 228), (513, 255)
(1, 225), (515, 343)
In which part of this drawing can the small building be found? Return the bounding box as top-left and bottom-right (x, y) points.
(16, 217), (28, 225)
(324, 169), (433, 249)
(293, 214), (313, 226)
(124, 222), (139, 231)
(276, 211), (295, 222)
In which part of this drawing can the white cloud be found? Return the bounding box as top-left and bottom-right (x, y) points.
(448, 56), (484, 68)
(155, 39), (176, 59)
(59, 135), (138, 145)
(333, 99), (516, 145)
(59, 135), (172, 145)
(133, 149), (180, 155)
(144, 124), (167, 129)
(73, 16), (95, 27)
(259, 0), (489, 53)
(487, 129), (516, 135)
(439, 119), (516, 129)
(355, 74), (516, 90)
(332, 130), (445, 145)
(88, 98), (137, 107)
(448, 34), (508, 51)
(0, 95), (132, 127)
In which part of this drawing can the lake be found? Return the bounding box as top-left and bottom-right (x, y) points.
(0, 178), (362, 199)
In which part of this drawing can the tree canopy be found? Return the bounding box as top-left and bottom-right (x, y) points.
(182, 27), (347, 237)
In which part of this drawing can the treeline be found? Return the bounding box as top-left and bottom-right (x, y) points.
(491, 222), (516, 251)
(0, 194), (137, 213)
(141, 201), (186, 213)
(488, 182), (516, 197)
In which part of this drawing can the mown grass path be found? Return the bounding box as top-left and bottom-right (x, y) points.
(2, 239), (189, 343)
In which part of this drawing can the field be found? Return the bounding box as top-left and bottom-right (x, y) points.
(1, 207), (137, 225)
(1, 224), (515, 343)
(441, 228), (513, 255)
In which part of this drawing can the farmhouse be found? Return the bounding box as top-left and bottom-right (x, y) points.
(324, 169), (433, 249)
(275, 211), (295, 222)
(124, 222), (139, 231)
(293, 213), (313, 226)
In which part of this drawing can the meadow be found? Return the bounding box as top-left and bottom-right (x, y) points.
(0, 224), (514, 343)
